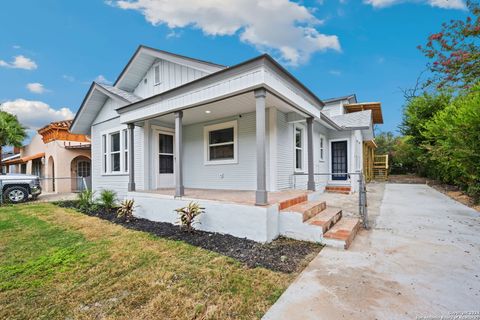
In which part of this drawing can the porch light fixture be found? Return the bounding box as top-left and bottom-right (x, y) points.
(205, 110), (211, 114)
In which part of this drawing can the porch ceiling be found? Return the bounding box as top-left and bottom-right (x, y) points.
(149, 91), (303, 125)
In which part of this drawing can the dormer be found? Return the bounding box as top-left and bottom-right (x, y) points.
(321, 94), (357, 117)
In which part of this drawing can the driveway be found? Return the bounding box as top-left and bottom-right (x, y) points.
(263, 184), (480, 319)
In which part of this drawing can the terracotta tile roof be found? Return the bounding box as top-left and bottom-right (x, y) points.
(38, 119), (73, 132)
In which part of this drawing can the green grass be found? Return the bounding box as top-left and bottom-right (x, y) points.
(0, 203), (295, 319)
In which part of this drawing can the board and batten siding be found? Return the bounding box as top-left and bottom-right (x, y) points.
(133, 59), (208, 99)
(182, 112), (257, 190)
(276, 111), (294, 190)
(91, 114), (145, 199)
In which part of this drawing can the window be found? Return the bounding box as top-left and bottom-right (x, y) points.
(159, 133), (174, 173)
(102, 134), (107, 173)
(110, 132), (121, 172)
(204, 121), (237, 164)
(319, 135), (325, 161)
(123, 129), (128, 172)
(154, 63), (161, 85)
(102, 127), (129, 174)
(295, 126), (303, 171)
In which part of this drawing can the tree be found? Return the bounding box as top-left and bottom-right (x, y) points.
(0, 111), (27, 170)
(419, 0), (480, 90)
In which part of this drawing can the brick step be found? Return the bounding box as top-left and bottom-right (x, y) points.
(281, 200), (326, 222)
(325, 186), (351, 194)
(278, 194), (308, 210)
(323, 217), (361, 249)
(307, 207), (342, 233)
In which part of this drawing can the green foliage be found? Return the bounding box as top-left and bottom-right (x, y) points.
(77, 189), (96, 212)
(175, 201), (205, 232)
(99, 189), (117, 210)
(0, 111), (27, 163)
(117, 199), (135, 222)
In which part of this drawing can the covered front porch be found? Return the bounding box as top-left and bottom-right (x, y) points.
(122, 87), (324, 205)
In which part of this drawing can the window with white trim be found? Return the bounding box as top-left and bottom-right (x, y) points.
(319, 135), (325, 161)
(204, 121), (237, 164)
(295, 126), (304, 171)
(154, 63), (161, 85)
(102, 127), (129, 174)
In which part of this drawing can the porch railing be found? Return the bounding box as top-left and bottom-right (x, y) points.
(292, 171), (369, 229)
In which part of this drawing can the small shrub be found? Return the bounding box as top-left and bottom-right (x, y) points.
(117, 199), (135, 222)
(99, 189), (117, 211)
(77, 190), (96, 212)
(175, 201), (204, 232)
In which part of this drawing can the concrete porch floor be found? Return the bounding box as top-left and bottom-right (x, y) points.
(143, 188), (311, 206)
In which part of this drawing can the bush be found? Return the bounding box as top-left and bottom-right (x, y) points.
(117, 199), (135, 222)
(99, 189), (117, 211)
(175, 201), (205, 232)
(77, 189), (96, 212)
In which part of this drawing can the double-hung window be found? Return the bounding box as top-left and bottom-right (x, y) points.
(204, 121), (237, 165)
(101, 127), (129, 174)
(295, 126), (304, 171)
(319, 135), (325, 161)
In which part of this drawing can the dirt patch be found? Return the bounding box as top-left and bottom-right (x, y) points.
(388, 175), (479, 212)
(54, 201), (322, 273)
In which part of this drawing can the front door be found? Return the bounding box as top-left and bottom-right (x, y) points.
(156, 132), (175, 188)
(331, 141), (348, 180)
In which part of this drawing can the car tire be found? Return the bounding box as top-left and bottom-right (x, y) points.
(3, 186), (29, 204)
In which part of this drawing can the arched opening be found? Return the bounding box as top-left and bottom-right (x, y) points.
(70, 156), (91, 192)
(47, 156), (55, 192)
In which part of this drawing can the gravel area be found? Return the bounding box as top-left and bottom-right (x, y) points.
(54, 201), (322, 273)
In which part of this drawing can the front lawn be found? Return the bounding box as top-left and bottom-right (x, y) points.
(0, 203), (301, 319)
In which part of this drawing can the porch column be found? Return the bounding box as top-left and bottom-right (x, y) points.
(127, 123), (135, 191)
(175, 111), (184, 197)
(255, 88), (268, 205)
(307, 117), (316, 191)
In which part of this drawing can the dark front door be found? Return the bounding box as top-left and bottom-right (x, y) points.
(331, 141), (348, 180)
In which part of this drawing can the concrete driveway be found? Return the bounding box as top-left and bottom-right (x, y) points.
(263, 184), (480, 320)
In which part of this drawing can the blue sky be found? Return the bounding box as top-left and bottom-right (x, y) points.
(0, 0), (469, 137)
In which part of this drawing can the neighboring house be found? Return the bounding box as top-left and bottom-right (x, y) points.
(1, 120), (91, 193)
(71, 45), (383, 244)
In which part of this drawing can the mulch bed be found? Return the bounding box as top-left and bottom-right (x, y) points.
(54, 201), (322, 273)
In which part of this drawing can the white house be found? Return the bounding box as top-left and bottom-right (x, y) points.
(71, 45), (383, 247)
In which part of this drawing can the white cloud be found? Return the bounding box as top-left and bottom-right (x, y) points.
(329, 70), (342, 76)
(94, 74), (112, 84)
(62, 74), (75, 82)
(110, 0), (341, 65)
(13, 45), (21, 49)
(0, 99), (74, 130)
(364, 0), (466, 9)
(0, 55), (38, 70)
(26, 83), (47, 94)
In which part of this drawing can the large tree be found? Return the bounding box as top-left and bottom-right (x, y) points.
(0, 111), (27, 170)
(419, 0), (480, 90)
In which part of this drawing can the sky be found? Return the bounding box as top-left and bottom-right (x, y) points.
(0, 0), (469, 140)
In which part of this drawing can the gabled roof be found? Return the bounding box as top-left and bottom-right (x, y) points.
(323, 94), (357, 104)
(114, 45), (226, 92)
(97, 83), (142, 103)
(329, 109), (372, 129)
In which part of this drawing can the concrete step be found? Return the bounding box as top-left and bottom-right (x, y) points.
(325, 186), (351, 194)
(278, 194), (308, 210)
(323, 217), (361, 249)
(282, 200), (326, 222)
(307, 207), (342, 233)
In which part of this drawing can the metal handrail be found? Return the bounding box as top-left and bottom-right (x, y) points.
(292, 171), (369, 229)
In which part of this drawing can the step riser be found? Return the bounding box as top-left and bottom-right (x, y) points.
(302, 202), (326, 222)
(323, 218), (361, 250)
(308, 210), (342, 233)
(278, 195), (308, 210)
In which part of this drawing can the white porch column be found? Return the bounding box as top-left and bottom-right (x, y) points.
(307, 117), (316, 191)
(127, 123), (135, 191)
(255, 88), (268, 205)
(175, 111), (184, 197)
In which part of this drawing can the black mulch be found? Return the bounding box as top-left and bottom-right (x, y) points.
(54, 201), (322, 273)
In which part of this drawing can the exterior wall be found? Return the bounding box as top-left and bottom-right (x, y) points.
(133, 59), (208, 99)
(322, 101), (346, 117)
(91, 117), (144, 199)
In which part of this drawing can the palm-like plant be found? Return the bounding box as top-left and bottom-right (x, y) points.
(0, 111), (27, 166)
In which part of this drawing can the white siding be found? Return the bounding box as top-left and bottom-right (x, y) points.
(91, 117), (145, 199)
(276, 111), (294, 190)
(183, 113), (257, 190)
(133, 59), (207, 99)
(93, 98), (120, 125)
(322, 101), (346, 117)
